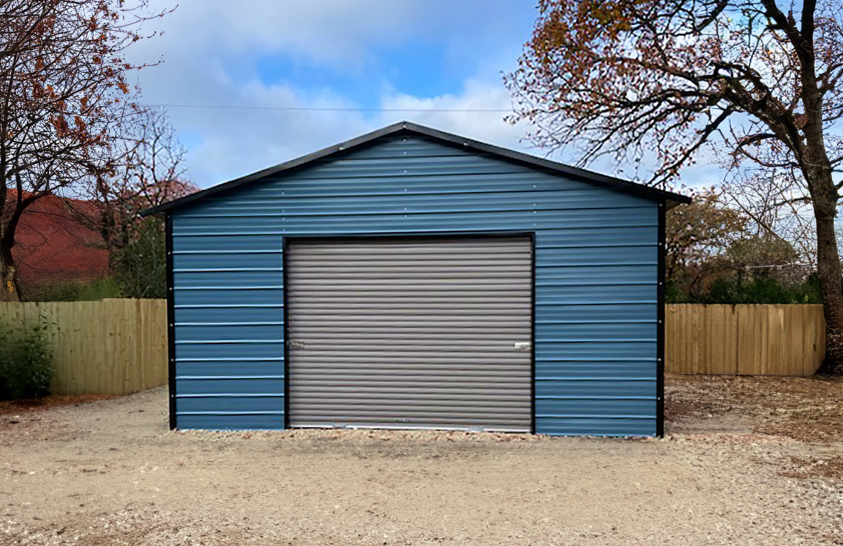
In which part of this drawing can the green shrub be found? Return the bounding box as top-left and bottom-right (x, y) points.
(0, 314), (56, 400)
(706, 276), (822, 304)
(667, 274), (823, 304)
(111, 217), (166, 299)
(22, 277), (122, 302)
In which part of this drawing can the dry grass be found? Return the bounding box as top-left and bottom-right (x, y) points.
(779, 455), (843, 480)
(0, 393), (113, 422)
(666, 373), (843, 443)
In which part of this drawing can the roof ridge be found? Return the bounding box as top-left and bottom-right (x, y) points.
(141, 121), (690, 216)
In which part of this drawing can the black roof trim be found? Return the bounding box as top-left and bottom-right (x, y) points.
(141, 121), (691, 216)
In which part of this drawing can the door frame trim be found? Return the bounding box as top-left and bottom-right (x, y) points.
(281, 230), (536, 433)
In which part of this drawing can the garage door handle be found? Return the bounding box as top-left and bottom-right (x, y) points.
(514, 342), (531, 352)
(288, 339), (305, 350)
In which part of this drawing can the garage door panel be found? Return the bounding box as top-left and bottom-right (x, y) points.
(291, 374), (530, 384)
(295, 419), (529, 431)
(289, 345), (530, 355)
(286, 256), (531, 266)
(289, 307), (531, 316)
(287, 236), (533, 432)
(289, 241), (530, 252)
(286, 335), (531, 345)
(288, 351), (530, 362)
(288, 291), (530, 301)
(290, 317), (528, 326)
(288, 271), (530, 280)
(293, 397), (529, 406)
(290, 383), (530, 394)
(293, 408), (531, 419)
(289, 325), (531, 336)
(289, 280), (529, 289)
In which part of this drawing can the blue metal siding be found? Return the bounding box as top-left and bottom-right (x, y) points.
(170, 135), (659, 435)
(171, 227), (285, 430)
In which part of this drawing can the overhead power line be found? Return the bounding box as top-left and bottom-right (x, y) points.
(144, 103), (513, 113)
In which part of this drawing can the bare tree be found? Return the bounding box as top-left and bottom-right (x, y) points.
(0, 0), (169, 302)
(720, 169), (819, 269)
(69, 108), (196, 253)
(507, 0), (843, 374)
(665, 189), (748, 294)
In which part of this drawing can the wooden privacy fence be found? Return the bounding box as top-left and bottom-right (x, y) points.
(666, 304), (826, 376)
(0, 301), (828, 396)
(0, 299), (168, 395)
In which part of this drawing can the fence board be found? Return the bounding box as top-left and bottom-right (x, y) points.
(666, 304), (825, 376)
(0, 299), (168, 395)
(0, 301), (827, 396)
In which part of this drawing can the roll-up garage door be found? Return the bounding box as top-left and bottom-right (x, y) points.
(286, 236), (533, 432)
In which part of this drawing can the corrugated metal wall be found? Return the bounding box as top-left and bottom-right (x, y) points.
(170, 135), (659, 435)
(286, 237), (533, 431)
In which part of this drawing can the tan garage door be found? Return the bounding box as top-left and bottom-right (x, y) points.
(286, 236), (533, 432)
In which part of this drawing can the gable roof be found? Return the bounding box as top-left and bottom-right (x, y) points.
(141, 121), (690, 216)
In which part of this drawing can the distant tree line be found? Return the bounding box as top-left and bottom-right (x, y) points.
(666, 190), (823, 304)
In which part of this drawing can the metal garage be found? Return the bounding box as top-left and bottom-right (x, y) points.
(144, 121), (689, 437)
(286, 236), (533, 432)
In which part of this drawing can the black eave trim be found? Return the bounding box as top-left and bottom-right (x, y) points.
(140, 121), (691, 217)
(656, 201), (666, 438)
(530, 232), (537, 435)
(165, 214), (177, 430)
(282, 236), (291, 429)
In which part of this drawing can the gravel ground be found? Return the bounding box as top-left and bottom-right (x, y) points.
(1, 376), (842, 545)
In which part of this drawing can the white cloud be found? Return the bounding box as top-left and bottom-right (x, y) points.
(132, 1), (505, 69)
(121, 2), (537, 187)
(124, 1), (710, 193)
(376, 80), (519, 148)
(165, 77), (529, 187)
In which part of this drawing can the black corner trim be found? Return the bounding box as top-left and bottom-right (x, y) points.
(530, 232), (537, 435)
(656, 202), (666, 438)
(282, 236), (291, 430)
(165, 214), (177, 430)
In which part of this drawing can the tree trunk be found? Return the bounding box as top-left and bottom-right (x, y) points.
(813, 196), (843, 376)
(0, 238), (20, 302)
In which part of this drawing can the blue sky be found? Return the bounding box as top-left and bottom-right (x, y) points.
(127, 1), (718, 190)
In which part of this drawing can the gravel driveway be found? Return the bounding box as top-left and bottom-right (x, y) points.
(1, 378), (842, 545)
